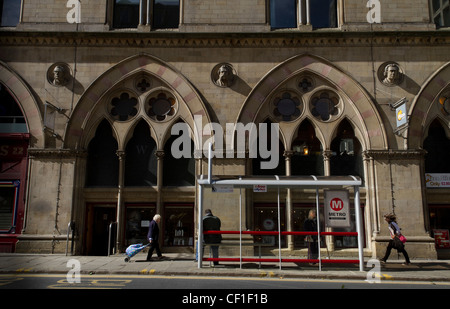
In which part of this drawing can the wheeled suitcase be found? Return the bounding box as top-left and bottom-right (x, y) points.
(124, 243), (149, 262)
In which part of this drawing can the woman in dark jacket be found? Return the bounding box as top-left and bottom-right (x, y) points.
(304, 209), (318, 263)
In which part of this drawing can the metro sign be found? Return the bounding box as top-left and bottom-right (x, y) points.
(325, 190), (350, 228)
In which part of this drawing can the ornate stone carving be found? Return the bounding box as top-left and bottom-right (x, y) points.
(272, 91), (302, 122)
(109, 92), (139, 121)
(211, 63), (236, 87)
(310, 91), (341, 122)
(379, 62), (404, 87)
(47, 62), (71, 87)
(146, 90), (177, 122)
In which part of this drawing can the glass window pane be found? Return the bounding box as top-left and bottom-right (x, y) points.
(432, 0), (441, 13)
(164, 205), (194, 246)
(270, 0), (296, 29)
(125, 121), (158, 186)
(0, 83), (27, 133)
(1, 0), (21, 27)
(153, 0), (180, 29)
(310, 0), (337, 29)
(424, 120), (450, 173)
(126, 205), (156, 246)
(163, 133), (195, 186)
(0, 184), (17, 230)
(443, 7), (450, 27)
(113, 0), (140, 28)
(86, 120), (119, 187)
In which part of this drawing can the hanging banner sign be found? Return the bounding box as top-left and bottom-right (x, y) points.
(325, 190), (350, 228)
(425, 173), (450, 188)
(396, 103), (408, 128)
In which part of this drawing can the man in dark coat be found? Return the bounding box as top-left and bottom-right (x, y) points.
(203, 209), (222, 265)
(146, 214), (164, 261)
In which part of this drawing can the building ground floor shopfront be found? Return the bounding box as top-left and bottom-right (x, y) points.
(0, 55), (449, 260)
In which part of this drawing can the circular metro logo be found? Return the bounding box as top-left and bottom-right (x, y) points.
(330, 198), (344, 211)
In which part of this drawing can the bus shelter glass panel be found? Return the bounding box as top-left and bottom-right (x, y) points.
(253, 204), (286, 247)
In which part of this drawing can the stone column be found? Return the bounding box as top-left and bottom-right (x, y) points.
(116, 150), (126, 253)
(155, 150), (165, 217)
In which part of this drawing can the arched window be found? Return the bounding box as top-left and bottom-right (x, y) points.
(330, 119), (364, 178)
(125, 120), (158, 186)
(424, 119), (450, 173)
(163, 123), (195, 186)
(291, 119), (324, 176)
(0, 83), (27, 133)
(86, 120), (119, 187)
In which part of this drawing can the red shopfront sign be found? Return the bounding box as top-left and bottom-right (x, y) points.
(434, 229), (450, 249)
(0, 140), (28, 161)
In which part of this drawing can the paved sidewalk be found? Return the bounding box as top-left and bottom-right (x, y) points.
(1, 252), (450, 283)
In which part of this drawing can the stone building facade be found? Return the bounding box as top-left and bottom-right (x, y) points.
(0, 0), (449, 260)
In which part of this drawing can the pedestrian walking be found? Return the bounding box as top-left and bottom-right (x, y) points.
(146, 214), (165, 261)
(381, 213), (410, 265)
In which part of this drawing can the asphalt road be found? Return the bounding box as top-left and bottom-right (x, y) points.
(1, 273), (449, 290)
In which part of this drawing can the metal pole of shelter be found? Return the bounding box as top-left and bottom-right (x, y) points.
(197, 182), (204, 268)
(316, 187), (322, 271)
(239, 184), (242, 269)
(276, 176), (282, 270)
(354, 185), (364, 271)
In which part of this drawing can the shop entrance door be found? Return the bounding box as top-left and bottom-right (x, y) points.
(86, 205), (116, 256)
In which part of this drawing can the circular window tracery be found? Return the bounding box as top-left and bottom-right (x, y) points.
(310, 91), (341, 122)
(272, 91), (302, 122)
(109, 92), (138, 121)
(146, 91), (177, 122)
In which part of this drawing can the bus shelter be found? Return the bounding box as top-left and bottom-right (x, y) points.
(197, 152), (363, 271)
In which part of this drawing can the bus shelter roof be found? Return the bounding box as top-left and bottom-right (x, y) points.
(197, 175), (361, 188)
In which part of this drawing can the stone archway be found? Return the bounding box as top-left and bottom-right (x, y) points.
(236, 53), (388, 151)
(407, 62), (450, 149)
(64, 53), (211, 151)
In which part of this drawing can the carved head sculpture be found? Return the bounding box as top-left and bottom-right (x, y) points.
(214, 64), (235, 87)
(383, 63), (402, 86)
(48, 63), (70, 87)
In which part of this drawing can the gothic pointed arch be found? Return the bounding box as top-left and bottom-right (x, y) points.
(236, 53), (388, 151)
(64, 54), (211, 151)
(408, 62), (450, 149)
(0, 61), (44, 147)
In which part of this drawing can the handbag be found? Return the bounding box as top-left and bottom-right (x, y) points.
(392, 236), (404, 250)
(399, 234), (407, 243)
